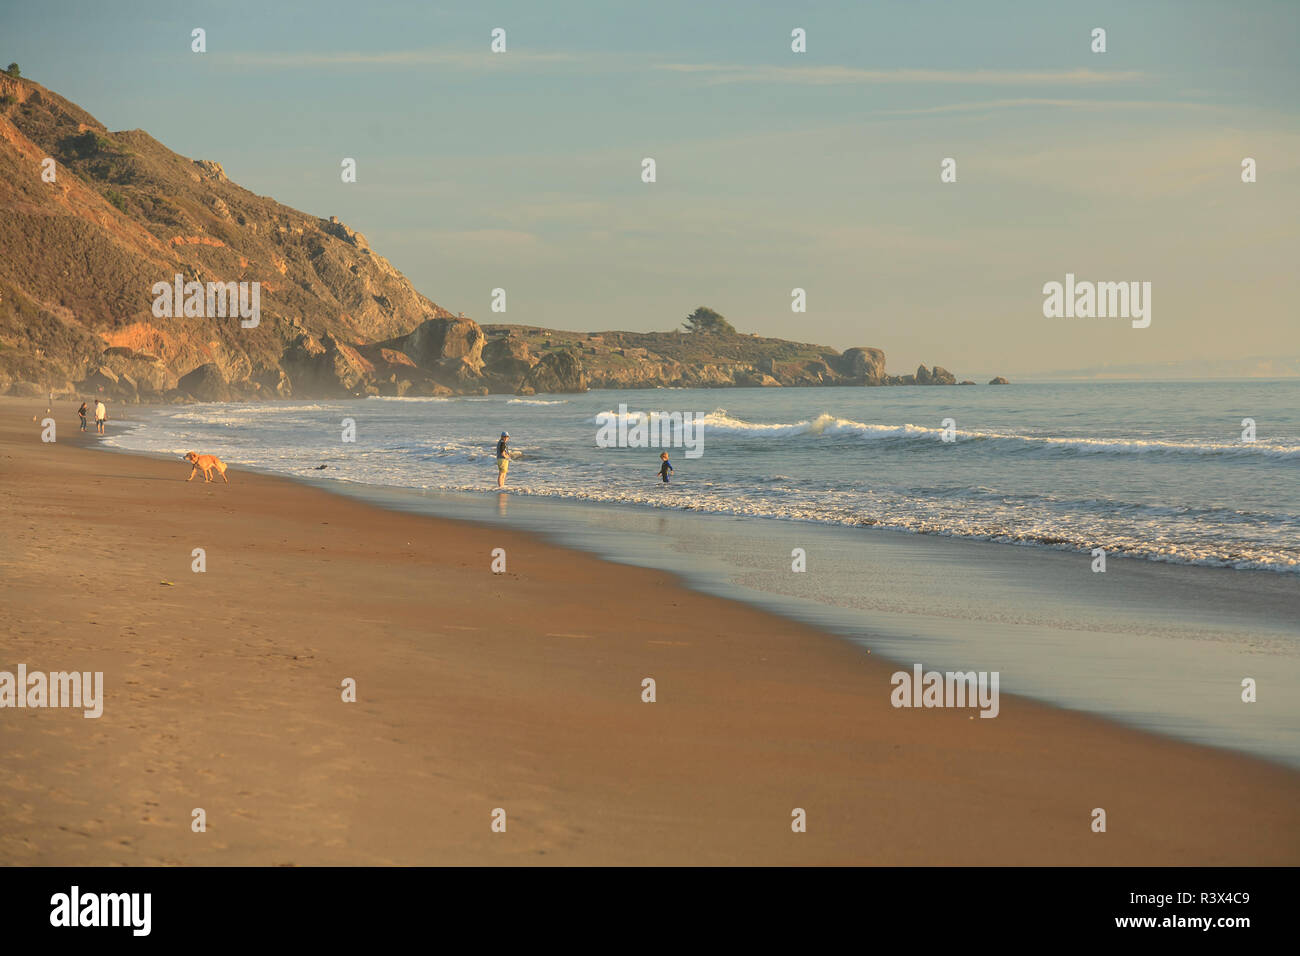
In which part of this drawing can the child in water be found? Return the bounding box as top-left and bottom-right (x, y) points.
(658, 451), (674, 484)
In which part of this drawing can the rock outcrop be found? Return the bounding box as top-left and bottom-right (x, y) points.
(482, 334), (538, 391)
(100, 347), (177, 393)
(403, 317), (484, 369)
(914, 364), (957, 385)
(402, 317), (487, 388)
(520, 350), (587, 394)
(177, 363), (231, 402)
(279, 332), (374, 397)
(476, 325), (978, 393)
(734, 369), (782, 387)
(838, 347), (887, 383)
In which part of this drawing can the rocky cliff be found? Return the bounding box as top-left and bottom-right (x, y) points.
(0, 73), (1002, 401)
(0, 72), (451, 402)
(477, 326), (963, 391)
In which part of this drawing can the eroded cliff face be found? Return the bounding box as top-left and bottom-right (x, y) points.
(0, 73), (449, 401)
(0, 74), (1001, 401)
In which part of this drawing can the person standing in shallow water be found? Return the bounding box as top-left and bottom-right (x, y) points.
(496, 431), (510, 488)
(658, 451), (674, 484)
(77, 401), (88, 432)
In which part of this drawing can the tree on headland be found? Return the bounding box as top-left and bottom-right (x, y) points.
(5, 63), (19, 78)
(682, 306), (736, 335)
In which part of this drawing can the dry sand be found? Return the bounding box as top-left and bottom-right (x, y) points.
(1, 397), (1297, 865)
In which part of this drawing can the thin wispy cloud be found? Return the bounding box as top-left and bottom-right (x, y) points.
(387, 228), (540, 246)
(227, 48), (586, 69)
(653, 64), (1146, 86)
(226, 51), (1144, 89)
(877, 98), (1217, 116)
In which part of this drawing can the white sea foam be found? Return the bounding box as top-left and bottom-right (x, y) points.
(365, 395), (452, 403)
(587, 409), (1300, 459)
(164, 403), (336, 426)
(102, 391), (1300, 575)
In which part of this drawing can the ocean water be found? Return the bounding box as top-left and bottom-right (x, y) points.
(111, 381), (1299, 573)
(104, 381), (1300, 765)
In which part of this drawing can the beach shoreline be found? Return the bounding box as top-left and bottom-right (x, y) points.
(99, 396), (1300, 766)
(2, 396), (1298, 865)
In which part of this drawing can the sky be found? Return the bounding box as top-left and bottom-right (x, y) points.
(4, 0), (1298, 380)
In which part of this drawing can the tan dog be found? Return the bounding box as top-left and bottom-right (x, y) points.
(184, 452), (229, 483)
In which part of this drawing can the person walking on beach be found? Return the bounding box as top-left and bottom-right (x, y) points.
(94, 399), (107, 435)
(658, 451), (674, 484)
(78, 401), (88, 432)
(496, 431), (511, 488)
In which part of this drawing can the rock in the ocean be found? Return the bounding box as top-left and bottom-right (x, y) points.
(839, 347), (887, 384)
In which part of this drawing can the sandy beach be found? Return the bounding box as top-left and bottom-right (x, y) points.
(1, 396), (1297, 866)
